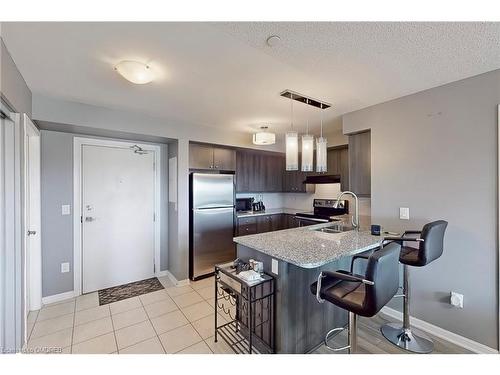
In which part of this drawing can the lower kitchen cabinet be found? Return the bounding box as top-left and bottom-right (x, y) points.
(257, 215), (273, 233)
(237, 217), (257, 236)
(237, 213), (295, 236)
(284, 214), (300, 228)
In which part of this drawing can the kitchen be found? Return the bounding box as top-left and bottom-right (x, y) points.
(1, 16), (499, 365)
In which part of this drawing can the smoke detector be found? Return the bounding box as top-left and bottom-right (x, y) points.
(266, 35), (281, 47)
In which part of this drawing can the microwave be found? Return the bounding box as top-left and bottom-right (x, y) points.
(236, 197), (254, 212)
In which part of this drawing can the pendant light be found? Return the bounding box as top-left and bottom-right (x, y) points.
(316, 103), (328, 173)
(285, 94), (298, 171)
(301, 99), (314, 172)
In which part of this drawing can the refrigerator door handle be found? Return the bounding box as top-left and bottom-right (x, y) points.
(193, 206), (235, 211)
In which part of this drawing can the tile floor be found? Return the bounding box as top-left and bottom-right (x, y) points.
(26, 275), (468, 355)
(26, 276), (234, 354)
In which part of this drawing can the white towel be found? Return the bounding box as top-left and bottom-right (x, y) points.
(238, 270), (262, 282)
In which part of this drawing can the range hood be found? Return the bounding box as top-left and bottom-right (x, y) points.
(303, 174), (341, 184)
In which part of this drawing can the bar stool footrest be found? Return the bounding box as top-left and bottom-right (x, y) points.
(324, 327), (350, 352)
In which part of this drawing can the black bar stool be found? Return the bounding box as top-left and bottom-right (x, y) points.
(310, 242), (401, 353)
(381, 220), (448, 353)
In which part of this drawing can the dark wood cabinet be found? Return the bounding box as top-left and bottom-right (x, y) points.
(189, 143), (214, 170)
(284, 214), (300, 228)
(238, 213), (297, 236)
(327, 145), (349, 191)
(283, 170), (304, 192)
(236, 150), (285, 193)
(213, 147), (236, 171)
(348, 131), (371, 197)
(257, 215), (273, 233)
(237, 216), (258, 236)
(189, 143), (236, 171)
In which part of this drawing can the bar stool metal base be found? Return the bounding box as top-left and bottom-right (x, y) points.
(381, 323), (434, 354)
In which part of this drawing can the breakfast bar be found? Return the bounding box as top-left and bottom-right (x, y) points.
(233, 222), (383, 354)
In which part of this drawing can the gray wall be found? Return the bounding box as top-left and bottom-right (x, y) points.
(343, 69), (500, 350)
(0, 38), (32, 116)
(41, 130), (169, 297)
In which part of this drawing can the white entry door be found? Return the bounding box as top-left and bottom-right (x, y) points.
(82, 144), (155, 293)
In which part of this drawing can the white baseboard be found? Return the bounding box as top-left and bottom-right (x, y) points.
(380, 306), (498, 354)
(155, 270), (169, 278)
(162, 270), (190, 287)
(41, 290), (76, 306)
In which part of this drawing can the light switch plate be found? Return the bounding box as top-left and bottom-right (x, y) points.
(271, 259), (279, 275)
(61, 262), (70, 273)
(399, 207), (410, 220)
(61, 205), (71, 216)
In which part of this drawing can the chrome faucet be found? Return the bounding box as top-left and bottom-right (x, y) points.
(334, 191), (360, 230)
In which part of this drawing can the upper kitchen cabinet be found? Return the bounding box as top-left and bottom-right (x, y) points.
(236, 150), (284, 193)
(348, 131), (371, 197)
(189, 143), (236, 171)
(283, 169), (307, 192)
(327, 145), (349, 191)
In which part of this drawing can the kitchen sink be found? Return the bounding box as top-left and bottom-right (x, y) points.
(312, 224), (354, 233)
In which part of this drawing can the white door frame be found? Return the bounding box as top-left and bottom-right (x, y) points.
(73, 137), (161, 297)
(21, 114), (42, 337)
(497, 104), (500, 351)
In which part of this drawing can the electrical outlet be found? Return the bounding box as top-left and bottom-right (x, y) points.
(61, 204), (71, 216)
(399, 207), (410, 220)
(61, 262), (70, 273)
(271, 258), (279, 275)
(450, 291), (464, 308)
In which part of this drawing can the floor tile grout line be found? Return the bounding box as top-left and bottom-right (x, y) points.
(108, 305), (120, 355)
(70, 298), (76, 354)
(139, 294), (167, 354)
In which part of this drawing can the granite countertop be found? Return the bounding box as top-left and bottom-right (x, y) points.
(233, 220), (383, 269)
(236, 208), (298, 218)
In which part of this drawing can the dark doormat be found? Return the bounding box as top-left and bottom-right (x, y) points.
(98, 277), (164, 305)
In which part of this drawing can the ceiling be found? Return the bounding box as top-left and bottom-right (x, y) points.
(1, 22), (499, 136)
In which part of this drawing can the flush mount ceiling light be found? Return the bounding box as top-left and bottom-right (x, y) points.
(253, 126), (276, 145)
(114, 60), (155, 84)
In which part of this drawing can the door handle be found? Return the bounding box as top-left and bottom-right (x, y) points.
(85, 217), (96, 222)
(27, 230), (37, 236)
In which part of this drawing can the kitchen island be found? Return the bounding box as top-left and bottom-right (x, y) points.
(233, 221), (383, 354)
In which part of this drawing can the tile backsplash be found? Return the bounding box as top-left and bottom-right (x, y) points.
(236, 183), (371, 216)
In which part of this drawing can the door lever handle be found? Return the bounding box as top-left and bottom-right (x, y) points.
(27, 230), (37, 236)
(85, 217), (95, 222)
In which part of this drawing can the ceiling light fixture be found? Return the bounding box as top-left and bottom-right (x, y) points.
(301, 99), (314, 172)
(114, 60), (154, 84)
(253, 126), (276, 145)
(285, 94), (299, 171)
(316, 103), (328, 173)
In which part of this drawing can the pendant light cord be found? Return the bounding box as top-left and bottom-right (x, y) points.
(320, 103), (323, 138)
(290, 93), (294, 131)
(306, 99), (309, 135)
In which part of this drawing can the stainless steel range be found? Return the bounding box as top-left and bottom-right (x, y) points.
(294, 198), (348, 226)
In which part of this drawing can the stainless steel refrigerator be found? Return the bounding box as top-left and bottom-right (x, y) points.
(189, 173), (236, 280)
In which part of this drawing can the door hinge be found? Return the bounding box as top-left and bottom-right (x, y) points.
(80, 216), (83, 223)
(153, 263), (156, 273)
(153, 212), (156, 222)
